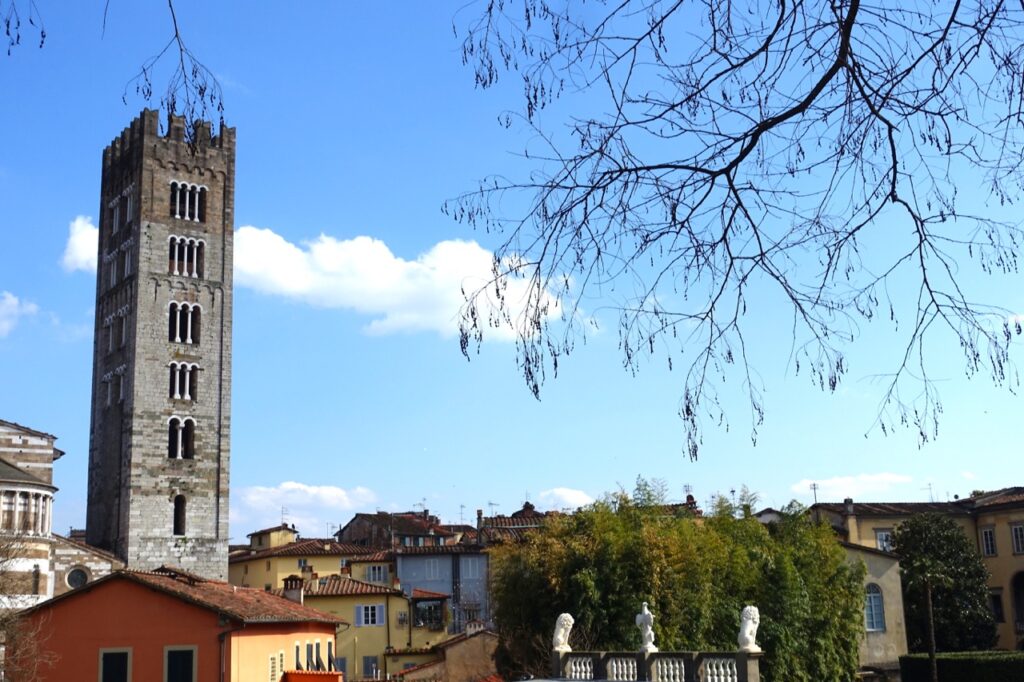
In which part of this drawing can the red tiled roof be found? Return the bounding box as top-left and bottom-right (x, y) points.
(29, 567), (344, 625)
(342, 512), (454, 538)
(394, 659), (442, 676)
(968, 487), (1024, 508)
(247, 523), (298, 537)
(394, 545), (485, 556)
(812, 501), (970, 516)
(298, 576), (402, 597)
(349, 550), (393, 563)
(411, 588), (448, 599)
(230, 539), (375, 563)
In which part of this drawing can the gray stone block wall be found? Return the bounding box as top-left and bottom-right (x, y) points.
(86, 110), (234, 580)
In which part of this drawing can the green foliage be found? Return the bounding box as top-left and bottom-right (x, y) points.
(891, 514), (997, 652)
(488, 490), (863, 682)
(900, 651), (1024, 682)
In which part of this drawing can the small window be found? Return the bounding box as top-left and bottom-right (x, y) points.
(357, 603), (384, 627)
(367, 564), (387, 583)
(67, 566), (89, 589)
(173, 495), (187, 536)
(990, 589), (1005, 622)
(362, 656), (379, 679)
(100, 649), (131, 682)
(981, 527), (997, 557)
(865, 583), (885, 631)
(1012, 524), (1024, 554)
(165, 647), (195, 682)
(335, 658), (347, 677)
(874, 529), (893, 552)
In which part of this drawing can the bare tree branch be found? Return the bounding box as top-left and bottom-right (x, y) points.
(450, 0), (1024, 458)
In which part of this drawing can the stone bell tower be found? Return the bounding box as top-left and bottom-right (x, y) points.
(85, 110), (234, 580)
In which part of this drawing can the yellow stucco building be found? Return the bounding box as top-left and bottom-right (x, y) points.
(229, 524), (392, 592)
(278, 574), (453, 680)
(812, 487), (1024, 651)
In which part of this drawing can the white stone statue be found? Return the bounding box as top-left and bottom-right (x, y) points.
(553, 613), (575, 652)
(635, 601), (658, 653)
(737, 605), (761, 653)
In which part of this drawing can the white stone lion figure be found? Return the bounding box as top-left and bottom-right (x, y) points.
(553, 613), (575, 652)
(737, 605), (761, 653)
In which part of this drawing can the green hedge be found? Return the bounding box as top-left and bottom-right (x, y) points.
(900, 651), (1024, 682)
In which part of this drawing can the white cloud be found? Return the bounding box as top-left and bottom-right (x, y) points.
(232, 481), (377, 537)
(0, 292), (38, 338)
(791, 473), (913, 501)
(234, 226), (560, 339)
(537, 487), (595, 510)
(961, 471), (977, 481)
(61, 216), (98, 273)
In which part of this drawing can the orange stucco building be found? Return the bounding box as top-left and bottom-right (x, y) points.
(11, 566), (345, 682)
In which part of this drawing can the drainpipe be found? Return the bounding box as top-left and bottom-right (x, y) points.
(218, 619), (245, 682)
(384, 592), (392, 677)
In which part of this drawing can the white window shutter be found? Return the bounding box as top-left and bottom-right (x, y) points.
(376, 604), (385, 626)
(355, 605), (363, 627)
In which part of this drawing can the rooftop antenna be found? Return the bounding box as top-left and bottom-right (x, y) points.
(413, 498), (427, 513)
(487, 501), (498, 516)
(281, 506), (289, 525)
(459, 504), (466, 524)
(922, 483), (934, 502)
(730, 488), (737, 503)
(810, 482), (820, 505)
(683, 484), (693, 496)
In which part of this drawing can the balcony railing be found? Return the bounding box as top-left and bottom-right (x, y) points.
(552, 651), (761, 682)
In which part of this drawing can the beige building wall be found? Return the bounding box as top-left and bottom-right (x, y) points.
(229, 625), (337, 679)
(845, 545), (908, 670)
(974, 507), (1024, 649)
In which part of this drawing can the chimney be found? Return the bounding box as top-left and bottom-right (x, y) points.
(282, 574), (304, 605)
(476, 509), (483, 530)
(843, 497), (854, 515)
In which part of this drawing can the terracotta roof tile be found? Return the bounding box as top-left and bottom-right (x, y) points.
(394, 545), (485, 556)
(349, 550), (393, 562)
(812, 501), (970, 516)
(411, 588), (449, 599)
(297, 576), (402, 597)
(968, 486), (1024, 508)
(247, 523), (298, 537)
(28, 567), (345, 626)
(230, 539), (376, 563)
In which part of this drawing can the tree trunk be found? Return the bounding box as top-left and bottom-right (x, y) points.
(926, 579), (937, 682)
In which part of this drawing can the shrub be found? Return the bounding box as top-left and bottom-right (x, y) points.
(899, 651), (1024, 682)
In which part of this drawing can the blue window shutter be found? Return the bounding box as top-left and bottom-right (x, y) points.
(376, 604), (385, 626)
(355, 604), (363, 627)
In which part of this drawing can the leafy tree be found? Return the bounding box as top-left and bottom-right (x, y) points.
(488, 489), (863, 682)
(452, 0), (1024, 458)
(891, 513), (997, 656)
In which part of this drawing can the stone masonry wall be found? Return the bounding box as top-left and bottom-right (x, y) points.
(86, 110), (234, 580)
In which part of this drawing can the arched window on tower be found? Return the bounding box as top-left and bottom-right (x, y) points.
(173, 495), (187, 536)
(168, 302), (202, 345)
(169, 181), (208, 223)
(167, 236), (206, 278)
(168, 362), (200, 401)
(167, 416), (196, 459)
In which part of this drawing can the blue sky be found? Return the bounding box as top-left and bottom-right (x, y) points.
(0, 2), (1020, 540)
